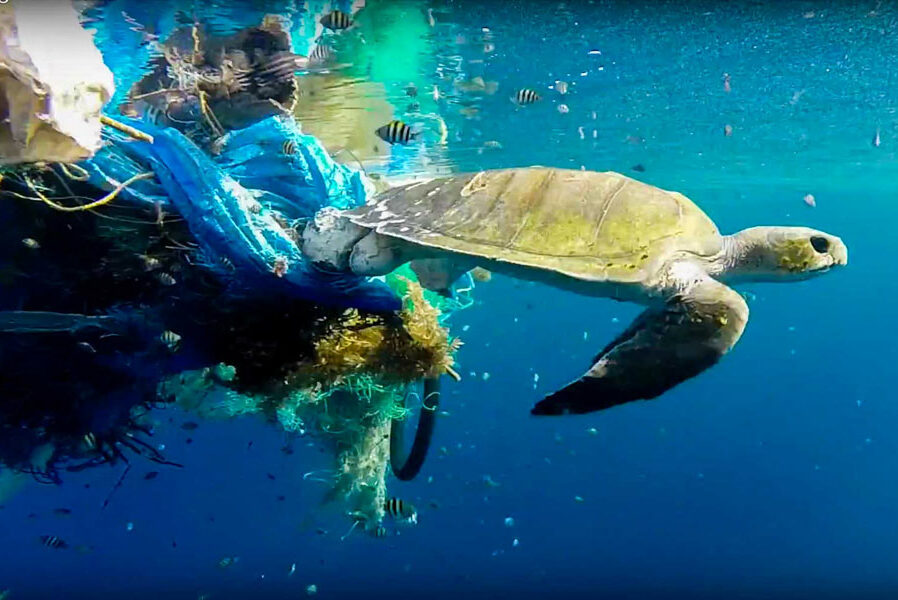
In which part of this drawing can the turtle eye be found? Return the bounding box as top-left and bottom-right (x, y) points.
(810, 236), (830, 253)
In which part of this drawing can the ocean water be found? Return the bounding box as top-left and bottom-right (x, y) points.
(1, 1), (897, 598)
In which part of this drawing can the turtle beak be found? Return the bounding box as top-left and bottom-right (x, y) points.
(829, 237), (848, 267)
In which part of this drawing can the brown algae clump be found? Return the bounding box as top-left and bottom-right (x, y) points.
(293, 276), (461, 386)
(160, 274), (463, 533)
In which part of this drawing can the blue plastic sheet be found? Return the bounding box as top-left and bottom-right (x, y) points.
(81, 117), (400, 312)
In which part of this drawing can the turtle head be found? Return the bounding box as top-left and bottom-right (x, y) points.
(723, 226), (847, 282)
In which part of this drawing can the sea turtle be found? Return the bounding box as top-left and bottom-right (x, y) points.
(302, 167), (847, 416)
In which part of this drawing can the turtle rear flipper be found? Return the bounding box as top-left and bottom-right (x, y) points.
(532, 269), (748, 415)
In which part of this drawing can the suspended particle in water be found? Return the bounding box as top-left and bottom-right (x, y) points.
(574, 495), (585, 503)
(587, 427), (598, 436)
(504, 517), (515, 528)
(513, 538), (520, 547)
(532, 373), (540, 389)
(803, 194), (816, 208)
(583, 331), (588, 340)
(482, 372), (490, 381)
(723, 73), (731, 93)
(126, 522), (134, 532)
(578, 126), (585, 140)
(306, 584), (318, 596)
(22, 238), (40, 249)
(557, 104), (569, 114)
(724, 124), (733, 137)
(588, 49), (601, 55)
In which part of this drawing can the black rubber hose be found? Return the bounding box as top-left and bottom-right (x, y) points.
(390, 376), (440, 481)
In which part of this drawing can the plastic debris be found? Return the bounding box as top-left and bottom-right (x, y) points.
(0, 1), (114, 165)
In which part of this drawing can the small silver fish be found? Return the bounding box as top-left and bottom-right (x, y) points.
(375, 120), (418, 145)
(160, 330), (182, 352)
(157, 273), (177, 286)
(320, 9), (352, 30)
(83, 432), (98, 450)
(142, 255), (161, 271)
(218, 556), (239, 569)
(512, 88), (540, 105)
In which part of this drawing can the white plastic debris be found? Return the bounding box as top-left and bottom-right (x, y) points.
(0, 1), (115, 165)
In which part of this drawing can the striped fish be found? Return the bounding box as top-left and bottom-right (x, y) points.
(282, 140), (296, 155)
(160, 330), (182, 352)
(309, 44), (334, 65)
(320, 9), (352, 30)
(512, 88), (541, 105)
(157, 273), (177, 286)
(373, 524), (388, 538)
(375, 120), (418, 145)
(40, 535), (68, 549)
(384, 498), (418, 523)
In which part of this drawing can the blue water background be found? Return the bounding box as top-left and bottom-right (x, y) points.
(2, 1), (897, 598)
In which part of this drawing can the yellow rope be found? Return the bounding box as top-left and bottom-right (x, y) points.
(198, 90), (224, 137)
(57, 163), (90, 181)
(26, 172), (155, 213)
(99, 115), (154, 143)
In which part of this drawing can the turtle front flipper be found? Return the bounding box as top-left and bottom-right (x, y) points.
(531, 270), (749, 416)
